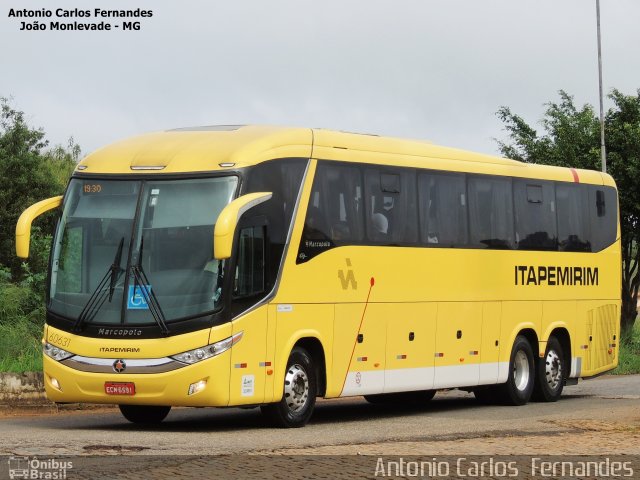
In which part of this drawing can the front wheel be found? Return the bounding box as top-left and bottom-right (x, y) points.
(496, 335), (535, 406)
(261, 347), (317, 428)
(532, 336), (566, 402)
(119, 405), (171, 424)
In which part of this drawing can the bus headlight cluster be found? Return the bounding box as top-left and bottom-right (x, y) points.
(43, 343), (74, 361)
(171, 331), (243, 365)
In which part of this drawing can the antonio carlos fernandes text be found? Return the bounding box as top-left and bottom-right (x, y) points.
(8, 8), (153, 18)
(373, 457), (634, 478)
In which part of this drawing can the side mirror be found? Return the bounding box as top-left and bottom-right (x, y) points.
(214, 192), (272, 260)
(15, 196), (63, 258)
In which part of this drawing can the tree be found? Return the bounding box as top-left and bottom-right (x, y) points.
(0, 98), (78, 277)
(497, 90), (640, 337)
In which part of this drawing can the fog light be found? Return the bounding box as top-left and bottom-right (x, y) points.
(188, 379), (207, 395)
(50, 377), (61, 391)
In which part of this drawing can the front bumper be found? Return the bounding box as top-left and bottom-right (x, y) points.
(43, 352), (231, 407)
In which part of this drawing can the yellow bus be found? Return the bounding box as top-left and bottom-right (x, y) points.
(16, 126), (621, 427)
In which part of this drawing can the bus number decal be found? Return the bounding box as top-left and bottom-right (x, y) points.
(48, 332), (71, 348)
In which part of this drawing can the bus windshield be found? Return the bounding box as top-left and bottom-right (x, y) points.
(49, 176), (238, 326)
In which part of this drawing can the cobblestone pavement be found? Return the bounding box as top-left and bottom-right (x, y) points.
(0, 375), (638, 479)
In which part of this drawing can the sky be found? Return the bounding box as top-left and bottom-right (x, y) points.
(1, 0), (639, 158)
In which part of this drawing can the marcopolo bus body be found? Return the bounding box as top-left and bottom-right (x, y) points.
(16, 126), (621, 427)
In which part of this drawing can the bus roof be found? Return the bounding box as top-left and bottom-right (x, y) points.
(75, 125), (613, 187)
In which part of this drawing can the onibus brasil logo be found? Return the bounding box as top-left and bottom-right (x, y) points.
(7, 456), (72, 479)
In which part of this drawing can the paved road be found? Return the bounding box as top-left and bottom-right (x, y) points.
(0, 375), (640, 455)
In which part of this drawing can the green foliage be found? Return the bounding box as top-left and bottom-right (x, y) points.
(0, 98), (80, 372)
(497, 91), (602, 169)
(497, 90), (640, 337)
(0, 97), (78, 278)
(0, 265), (45, 372)
(0, 318), (42, 373)
(613, 319), (640, 375)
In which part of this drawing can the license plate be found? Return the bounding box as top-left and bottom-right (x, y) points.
(105, 382), (135, 396)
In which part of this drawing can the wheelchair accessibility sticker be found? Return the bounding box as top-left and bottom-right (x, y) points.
(127, 285), (152, 309)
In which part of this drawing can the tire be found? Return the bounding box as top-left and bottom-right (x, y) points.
(119, 405), (171, 424)
(495, 335), (535, 406)
(532, 336), (566, 402)
(261, 347), (317, 428)
(364, 390), (436, 405)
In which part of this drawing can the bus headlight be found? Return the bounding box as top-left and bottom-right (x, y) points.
(43, 343), (74, 362)
(171, 331), (243, 365)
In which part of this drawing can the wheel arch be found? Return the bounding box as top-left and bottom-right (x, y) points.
(505, 325), (540, 359)
(498, 325), (539, 383)
(547, 327), (572, 376)
(517, 328), (540, 359)
(274, 331), (328, 401)
(293, 337), (327, 397)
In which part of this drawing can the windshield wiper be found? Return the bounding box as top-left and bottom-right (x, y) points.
(131, 236), (170, 336)
(73, 237), (125, 332)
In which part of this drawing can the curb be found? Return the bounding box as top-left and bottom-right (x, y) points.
(0, 372), (46, 405)
(0, 372), (117, 412)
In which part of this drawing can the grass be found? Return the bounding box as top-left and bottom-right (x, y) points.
(0, 320), (42, 373)
(0, 272), (45, 373)
(613, 319), (640, 375)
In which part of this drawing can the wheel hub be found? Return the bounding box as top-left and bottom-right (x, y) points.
(545, 349), (562, 390)
(284, 364), (309, 412)
(513, 350), (530, 391)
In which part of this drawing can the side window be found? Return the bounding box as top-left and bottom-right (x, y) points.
(364, 168), (418, 244)
(234, 226), (265, 297)
(556, 183), (591, 252)
(468, 176), (514, 249)
(297, 163), (364, 263)
(418, 172), (468, 247)
(589, 185), (618, 252)
(243, 158), (306, 289)
(514, 180), (557, 250)
(56, 224), (83, 293)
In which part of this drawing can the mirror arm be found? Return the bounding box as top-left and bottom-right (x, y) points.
(214, 192), (272, 260)
(15, 196), (63, 258)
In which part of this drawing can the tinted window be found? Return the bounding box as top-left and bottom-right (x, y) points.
(418, 172), (468, 247)
(234, 226), (265, 297)
(364, 168), (418, 244)
(589, 186), (617, 252)
(514, 180), (557, 250)
(468, 176), (514, 249)
(243, 158), (307, 288)
(296, 160), (618, 260)
(297, 162), (364, 263)
(556, 183), (591, 252)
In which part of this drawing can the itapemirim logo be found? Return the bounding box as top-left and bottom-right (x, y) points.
(7, 456), (72, 479)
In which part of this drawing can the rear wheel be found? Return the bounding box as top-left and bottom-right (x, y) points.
(364, 390), (436, 405)
(119, 405), (171, 424)
(496, 335), (535, 405)
(532, 336), (566, 402)
(261, 347), (317, 428)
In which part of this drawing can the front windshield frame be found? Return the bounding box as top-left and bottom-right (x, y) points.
(48, 172), (241, 332)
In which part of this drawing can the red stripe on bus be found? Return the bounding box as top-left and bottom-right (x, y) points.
(570, 168), (580, 183)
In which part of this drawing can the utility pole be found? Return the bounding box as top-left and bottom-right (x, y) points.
(596, 0), (607, 172)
